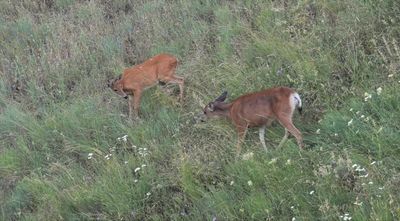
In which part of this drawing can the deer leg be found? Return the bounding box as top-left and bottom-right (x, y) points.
(278, 128), (289, 148)
(236, 125), (248, 158)
(128, 95), (134, 119)
(175, 76), (184, 101)
(132, 90), (142, 119)
(277, 114), (303, 149)
(164, 75), (184, 101)
(259, 125), (268, 152)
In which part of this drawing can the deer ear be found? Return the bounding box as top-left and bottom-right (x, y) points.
(207, 103), (215, 111)
(215, 91), (228, 102)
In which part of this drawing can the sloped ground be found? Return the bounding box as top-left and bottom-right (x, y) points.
(0, 0), (399, 220)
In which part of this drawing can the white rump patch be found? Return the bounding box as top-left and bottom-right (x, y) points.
(290, 92), (302, 110)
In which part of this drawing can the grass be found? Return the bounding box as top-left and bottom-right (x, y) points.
(1, 0), (399, 220)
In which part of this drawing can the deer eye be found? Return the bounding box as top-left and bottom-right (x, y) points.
(114, 89), (117, 92)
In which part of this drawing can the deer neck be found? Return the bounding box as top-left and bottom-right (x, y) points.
(213, 102), (232, 119)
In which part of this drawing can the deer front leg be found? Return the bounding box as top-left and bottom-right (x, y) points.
(128, 95), (134, 119)
(132, 89), (142, 119)
(235, 125), (248, 158)
(259, 125), (267, 152)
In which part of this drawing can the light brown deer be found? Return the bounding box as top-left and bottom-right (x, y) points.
(108, 53), (184, 119)
(201, 87), (303, 156)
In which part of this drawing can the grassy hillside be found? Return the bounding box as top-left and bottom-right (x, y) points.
(1, 0), (399, 220)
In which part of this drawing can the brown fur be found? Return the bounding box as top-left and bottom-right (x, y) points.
(203, 87), (303, 156)
(108, 53), (184, 118)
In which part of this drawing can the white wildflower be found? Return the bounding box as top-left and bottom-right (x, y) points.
(379, 187), (384, 190)
(141, 164), (146, 168)
(349, 108), (353, 112)
(124, 161), (128, 164)
(370, 161), (376, 165)
(268, 158), (277, 165)
(355, 165), (366, 172)
(388, 74), (393, 78)
(134, 167), (141, 173)
(364, 92), (372, 101)
(352, 164), (358, 168)
(242, 152), (254, 160)
(247, 180), (253, 186)
(290, 206), (295, 209)
(309, 190), (315, 195)
(146, 192), (151, 196)
(368, 181), (373, 185)
(353, 201), (363, 206)
(360, 115), (365, 119)
(356, 111), (361, 115)
(347, 119), (353, 126)
(341, 213), (352, 221)
(286, 159), (291, 165)
(230, 181), (234, 186)
(88, 153), (93, 160)
(376, 87), (382, 95)
(134, 179), (138, 183)
(138, 147), (150, 157)
(316, 129), (320, 134)
(117, 134), (128, 142)
(292, 217), (296, 221)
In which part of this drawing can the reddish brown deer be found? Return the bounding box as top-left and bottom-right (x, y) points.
(108, 53), (184, 119)
(202, 87), (303, 156)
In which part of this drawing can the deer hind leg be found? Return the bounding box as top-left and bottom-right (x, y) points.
(278, 128), (289, 148)
(170, 75), (184, 101)
(161, 71), (184, 101)
(277, 114), (303, 149)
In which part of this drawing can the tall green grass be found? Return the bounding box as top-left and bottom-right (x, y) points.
(1, 0), (399, 220)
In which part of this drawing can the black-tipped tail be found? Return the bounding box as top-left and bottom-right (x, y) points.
(298, 106), (303, 115)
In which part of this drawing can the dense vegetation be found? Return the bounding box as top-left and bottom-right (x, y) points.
(1, 0), (399, 220)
